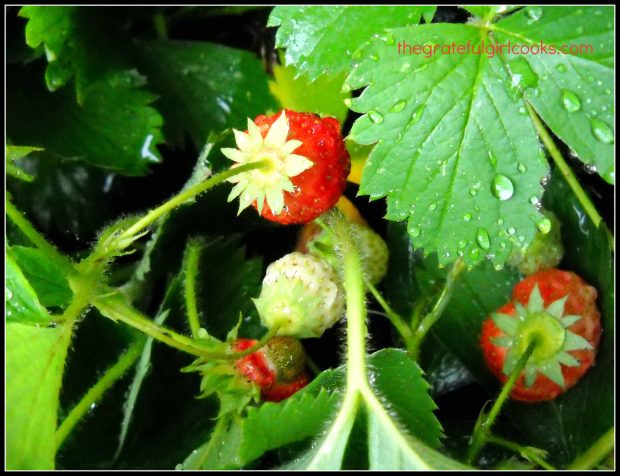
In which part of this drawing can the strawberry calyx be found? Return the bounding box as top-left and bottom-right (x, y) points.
(222, 112), (313, 215)
(491, 284), (592, 388)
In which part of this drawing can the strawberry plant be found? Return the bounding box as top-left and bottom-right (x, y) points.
(5, 5), (615, 471)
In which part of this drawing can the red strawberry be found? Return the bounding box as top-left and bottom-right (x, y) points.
(233, 336), (310, 402)
(481, 269), (601, 402)
(222, 110), (350, 224)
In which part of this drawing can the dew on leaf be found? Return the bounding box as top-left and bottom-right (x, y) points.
(561, 89), (581, 113)
(536, 216), (552, 234)
(351, 49), (363, 60)
(590, 118), (614, 144)
(428, 202), (437, 211)
(476, 228), (491, 250)
(370, 53), (379, 61)
(529, 196), (540, 205)
(555, 64), (567, 73)
(525, 7), (543, 21)
(344, 98), (352, 108)
(390, 99), (407, 112)
(368, 110), (384, 124)
(517, 162), (527, 173)
(492, 174), (514, 201)
(410, 105), (425, 125)
(463, 213), (472, 222)
(584, 163), (598, 174)
(410, 226), (421, 238)
(341, 82), (352, 93)
(507, 226), (516, 235)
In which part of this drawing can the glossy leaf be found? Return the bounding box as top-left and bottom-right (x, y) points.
(8, 245), (73, 308)
(135, 40), (277, 146)
(347, 23), (547, 267)
(494, 6), (615, 184)
(268, 6), (436, 80)
(6, 322), (73, 469)
(5, 253), (51, 324)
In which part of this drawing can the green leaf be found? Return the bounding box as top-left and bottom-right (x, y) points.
(182, 368), (343, 469)
(347, 23), (548, 268)
(5, 253), (51, 324)
(134, 39), (277, 146)
(269, 57), (350, 124)
(6, 145), (42, 182)
(268, 6), (436, 80)
(6, 322), (73, 469)
(283, 350), (465, 470)
(7, 62), (163, 176)
(8, 246), (73, 308)
(494, 6), (615, 184)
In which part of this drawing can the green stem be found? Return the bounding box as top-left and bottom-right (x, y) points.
(116, 161), (267, 248)
(486, 434), (555, 470)
(95, 296), (279, 360)
(330, 210), (368, 389)
(567, 426), (615, 470)
(6, 199), (69, 265)
(409, 258), (465, 359)
(526, 102), (604, 231)
(467, 341), (536, 464)
(56, 339), (143, 450)
(183, 241), (203, 337)
(365, 279), (416, 350)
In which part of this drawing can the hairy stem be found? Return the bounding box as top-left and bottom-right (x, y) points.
(567, 426), (615, 470)
(409, 258), (465, 359)
(183, 240), (203, 337)
(95, 296), (278, 360)
(56, 340), (143, 450)
(526, 102), (606, 232)
(467, 341), (536, 464)
(365, 279), (416, 351)
(116, 161), (267, 247)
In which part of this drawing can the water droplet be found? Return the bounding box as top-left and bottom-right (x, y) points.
(428, 202), (437, 211)
(507, 226), (516, 235)
(470, 248), (481, 260)
(390, 99), (406, 112)
(561, 89), (581, 112)
(576, 26), (584, 35)
(536, 216), (552, 234)
(370, 53), (379, 61)
(344, 98), (352, 108)
(508, 58), (538, 91)
(555, 63), (567, 73)
(584, 163), (598, 174)
(590, 118), (614, 144)
(410, 105), (425, 124)
(525, 7), (543, 21)
(529, 196), (540, 205)
(368, 110), (384, 124)
(400, 62), (411, 73)
(382, 33), (395, 46)
(497, 218), (504, 225)
(476, 228), (491, 250)
(351, 49), (363, 60)
(458, 240), (467, 248)
(517, 162), (527, 173)
(410, 226), (421, 238)
(341, 82), (352, 93)
(469, 188), (477, 197)
(463, 213), (472, 222)
(492, 174), (515, 201)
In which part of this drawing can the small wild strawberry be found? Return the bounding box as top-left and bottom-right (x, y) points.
(233, 336), (310, 402)
(222, 110), (350, 224)
(481, 269), (601, 402)
(253, 252), (346, 338)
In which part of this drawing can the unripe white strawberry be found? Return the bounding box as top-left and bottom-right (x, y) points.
(253, 252), (345, 338)
(305, 223), (389, 286)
